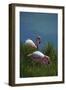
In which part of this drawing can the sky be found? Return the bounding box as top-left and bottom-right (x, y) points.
(20, 12), (58, 49)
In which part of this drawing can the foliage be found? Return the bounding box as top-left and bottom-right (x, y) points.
(20, 42), (58, 77)
(42, 42), (58, 76)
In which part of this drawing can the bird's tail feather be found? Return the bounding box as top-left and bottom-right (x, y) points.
(27, 53), (32, 57)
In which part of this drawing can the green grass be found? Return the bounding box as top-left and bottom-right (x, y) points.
(20, 42), (58, 77)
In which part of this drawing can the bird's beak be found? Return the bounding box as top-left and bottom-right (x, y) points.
(48, 60), (50, 64)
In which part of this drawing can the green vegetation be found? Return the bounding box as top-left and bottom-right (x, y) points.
(20, 42), (58, 77)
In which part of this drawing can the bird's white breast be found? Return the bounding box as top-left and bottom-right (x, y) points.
(25, 39), (37, 48)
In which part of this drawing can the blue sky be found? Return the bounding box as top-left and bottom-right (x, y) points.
(20, 12), (58, 49)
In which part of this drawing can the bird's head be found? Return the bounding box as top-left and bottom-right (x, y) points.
(42, 55), (51, 64)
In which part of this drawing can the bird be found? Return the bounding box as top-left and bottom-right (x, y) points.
(25, 39), (37, 49)
(25, 36), (50, 64)
(25, 36), (41, 49)
(27, 51), (50, 64)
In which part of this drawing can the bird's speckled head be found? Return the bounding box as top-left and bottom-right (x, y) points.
(42, 55), (50, 64)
